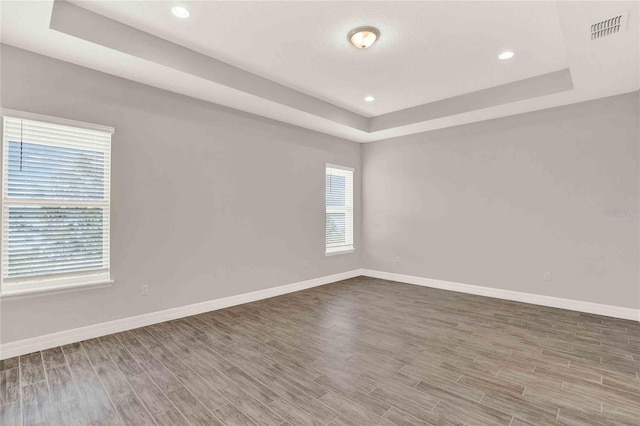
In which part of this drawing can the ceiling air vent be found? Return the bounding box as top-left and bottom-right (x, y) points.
(591, 14), (626, 40)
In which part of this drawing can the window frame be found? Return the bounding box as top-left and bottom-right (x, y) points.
(325, 163), (355, 256)
(0, 110), (114, 297)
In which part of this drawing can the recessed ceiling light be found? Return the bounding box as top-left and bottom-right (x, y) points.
(364, 96), (375, 102)
(348, 26), (380, 49)
(171, 6), (190, 19)
(498, 51), (514, 60)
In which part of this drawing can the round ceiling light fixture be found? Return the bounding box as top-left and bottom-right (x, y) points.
(364, 95), (375, 102)
(498, 51), (514, 60)
(348, 26), (380, 49)
(171, 6), (191, 18)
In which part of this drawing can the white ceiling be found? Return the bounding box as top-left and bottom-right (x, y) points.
(1, 1), (638, 143)
(58, 1), (570, 117)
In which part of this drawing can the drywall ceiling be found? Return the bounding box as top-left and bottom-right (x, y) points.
(47, 0), (572, 117)
(1, 1), (638, 143)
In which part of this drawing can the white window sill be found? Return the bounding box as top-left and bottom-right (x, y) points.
(0, 280), (114, 301)
(326, 247), (355, 256)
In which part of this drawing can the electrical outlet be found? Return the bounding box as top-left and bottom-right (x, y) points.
(141, 285), (149, 296)
(303, 260), (310, 269)
(395, 256), (401, 263)
(544, 272), (551, 281)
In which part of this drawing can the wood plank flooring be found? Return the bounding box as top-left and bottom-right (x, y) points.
(1, 276), (639, 425)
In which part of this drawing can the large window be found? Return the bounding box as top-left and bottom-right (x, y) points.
(325, 164), (354, 255)
(1, 113), (113, 295)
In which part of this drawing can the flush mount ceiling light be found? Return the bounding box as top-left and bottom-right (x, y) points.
(348, 26), (380, 49)
(364, 95), (375, 102)
(171, 6), (190, 19)
(498, 51), (514, 60)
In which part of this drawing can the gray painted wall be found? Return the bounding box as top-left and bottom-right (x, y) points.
(363, 92), (640, 309)
(1, 46), (638, 346)
(0, 46), (361, 344)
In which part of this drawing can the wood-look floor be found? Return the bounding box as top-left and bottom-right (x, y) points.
(1, 276), (639, 425)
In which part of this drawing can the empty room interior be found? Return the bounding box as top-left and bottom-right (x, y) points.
(0, 1), (639, 425)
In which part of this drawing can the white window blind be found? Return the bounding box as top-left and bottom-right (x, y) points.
(1, 114), (112, 294)
(326, 164), (354, 255)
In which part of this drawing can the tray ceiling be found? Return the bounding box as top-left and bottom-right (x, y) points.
(1, 1), (638, 142)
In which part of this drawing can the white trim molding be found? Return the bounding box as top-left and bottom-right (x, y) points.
(0, 269), (361, 359)
(3, 268), (638, 359)
(1, 108), (115, 134)
(361, 269), (640, 322)
(0, 280), (114, 301)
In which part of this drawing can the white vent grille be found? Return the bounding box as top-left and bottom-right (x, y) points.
(591, 15), (625, 40)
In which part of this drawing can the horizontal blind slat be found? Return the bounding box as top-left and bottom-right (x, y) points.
(5, 248), (106, 260)
(2, 115), (111, 285)
(5, 126), (111, 144)
(325, 166), (354, 252)
(7, 145), (108, 162)
(4, 117), (112, 137)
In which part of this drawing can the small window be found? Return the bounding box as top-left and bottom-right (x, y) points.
(1, 114), (113, 294)
(325, 164), (354, 255)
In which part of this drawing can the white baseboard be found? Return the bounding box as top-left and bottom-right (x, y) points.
(4, 268), (637, 359)
(0, 269), (361, 360)
(361, 269), (640, 322)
